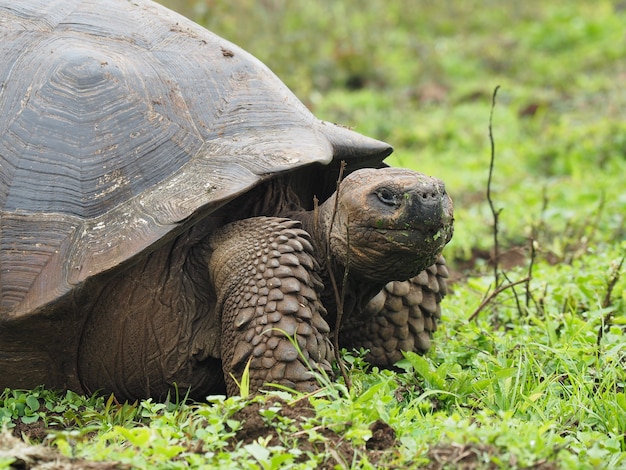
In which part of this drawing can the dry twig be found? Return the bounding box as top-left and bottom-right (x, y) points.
(596, 254), (625, 346)
(525, 236), (537, 311)
(487, 85), (502, 286)
(470, 85), (536, 322)
(323, 161), (351, 389)
(468, 277), (530, 322)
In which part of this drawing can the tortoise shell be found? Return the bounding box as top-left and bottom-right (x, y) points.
(0, 0), (391, 319)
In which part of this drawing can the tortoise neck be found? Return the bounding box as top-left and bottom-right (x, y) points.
(289, 199), (385, 325)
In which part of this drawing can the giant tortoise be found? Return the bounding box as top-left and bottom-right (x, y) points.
(0, 0), (453, 400)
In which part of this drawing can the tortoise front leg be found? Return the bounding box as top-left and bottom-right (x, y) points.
(209, 217), (334, 395)
(339, 255), (449, 367)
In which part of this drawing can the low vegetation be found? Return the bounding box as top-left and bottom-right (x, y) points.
(2, 0), (624, 468)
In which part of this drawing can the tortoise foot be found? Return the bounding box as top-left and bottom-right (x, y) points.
(210, 216), (334, 395)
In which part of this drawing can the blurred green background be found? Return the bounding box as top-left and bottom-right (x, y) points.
(156, 0), (626, 266)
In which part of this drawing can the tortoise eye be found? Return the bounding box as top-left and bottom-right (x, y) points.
(375, 187), (399, 206)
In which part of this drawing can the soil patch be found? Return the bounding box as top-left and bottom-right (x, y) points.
(0, 431), (125, 470)
(425, 443), (559, 470)
(227, 397), (397, 468)
(11, 419), (49, 442)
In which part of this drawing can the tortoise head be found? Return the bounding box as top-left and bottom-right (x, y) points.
(323, 167), (453, 283)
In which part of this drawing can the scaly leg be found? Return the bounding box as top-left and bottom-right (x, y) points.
(209, 217), (334, 395)
(339, 255), (449, 367)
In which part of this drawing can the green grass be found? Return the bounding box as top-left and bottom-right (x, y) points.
(2, 0), (625, 468)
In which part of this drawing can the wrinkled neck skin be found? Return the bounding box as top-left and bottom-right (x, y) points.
(287, 196), (384, 326)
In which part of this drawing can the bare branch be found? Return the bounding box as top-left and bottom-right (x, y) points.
(501, 270), (525, 317)
(487, 85), (502, 286)
(470, 85), (532, 322)
(324, 162), (345, 312)
(523, 237), (536, 310)
(468, 277), (530, 322)
(324, 161), (351, 389)
(597, 254), (625, 346)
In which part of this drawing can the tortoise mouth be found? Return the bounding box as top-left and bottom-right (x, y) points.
(364, 224), (452, 252)
(347, 221), (452, 264)
(344, 227), (450, 282)
(363, 210), (454, 244)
